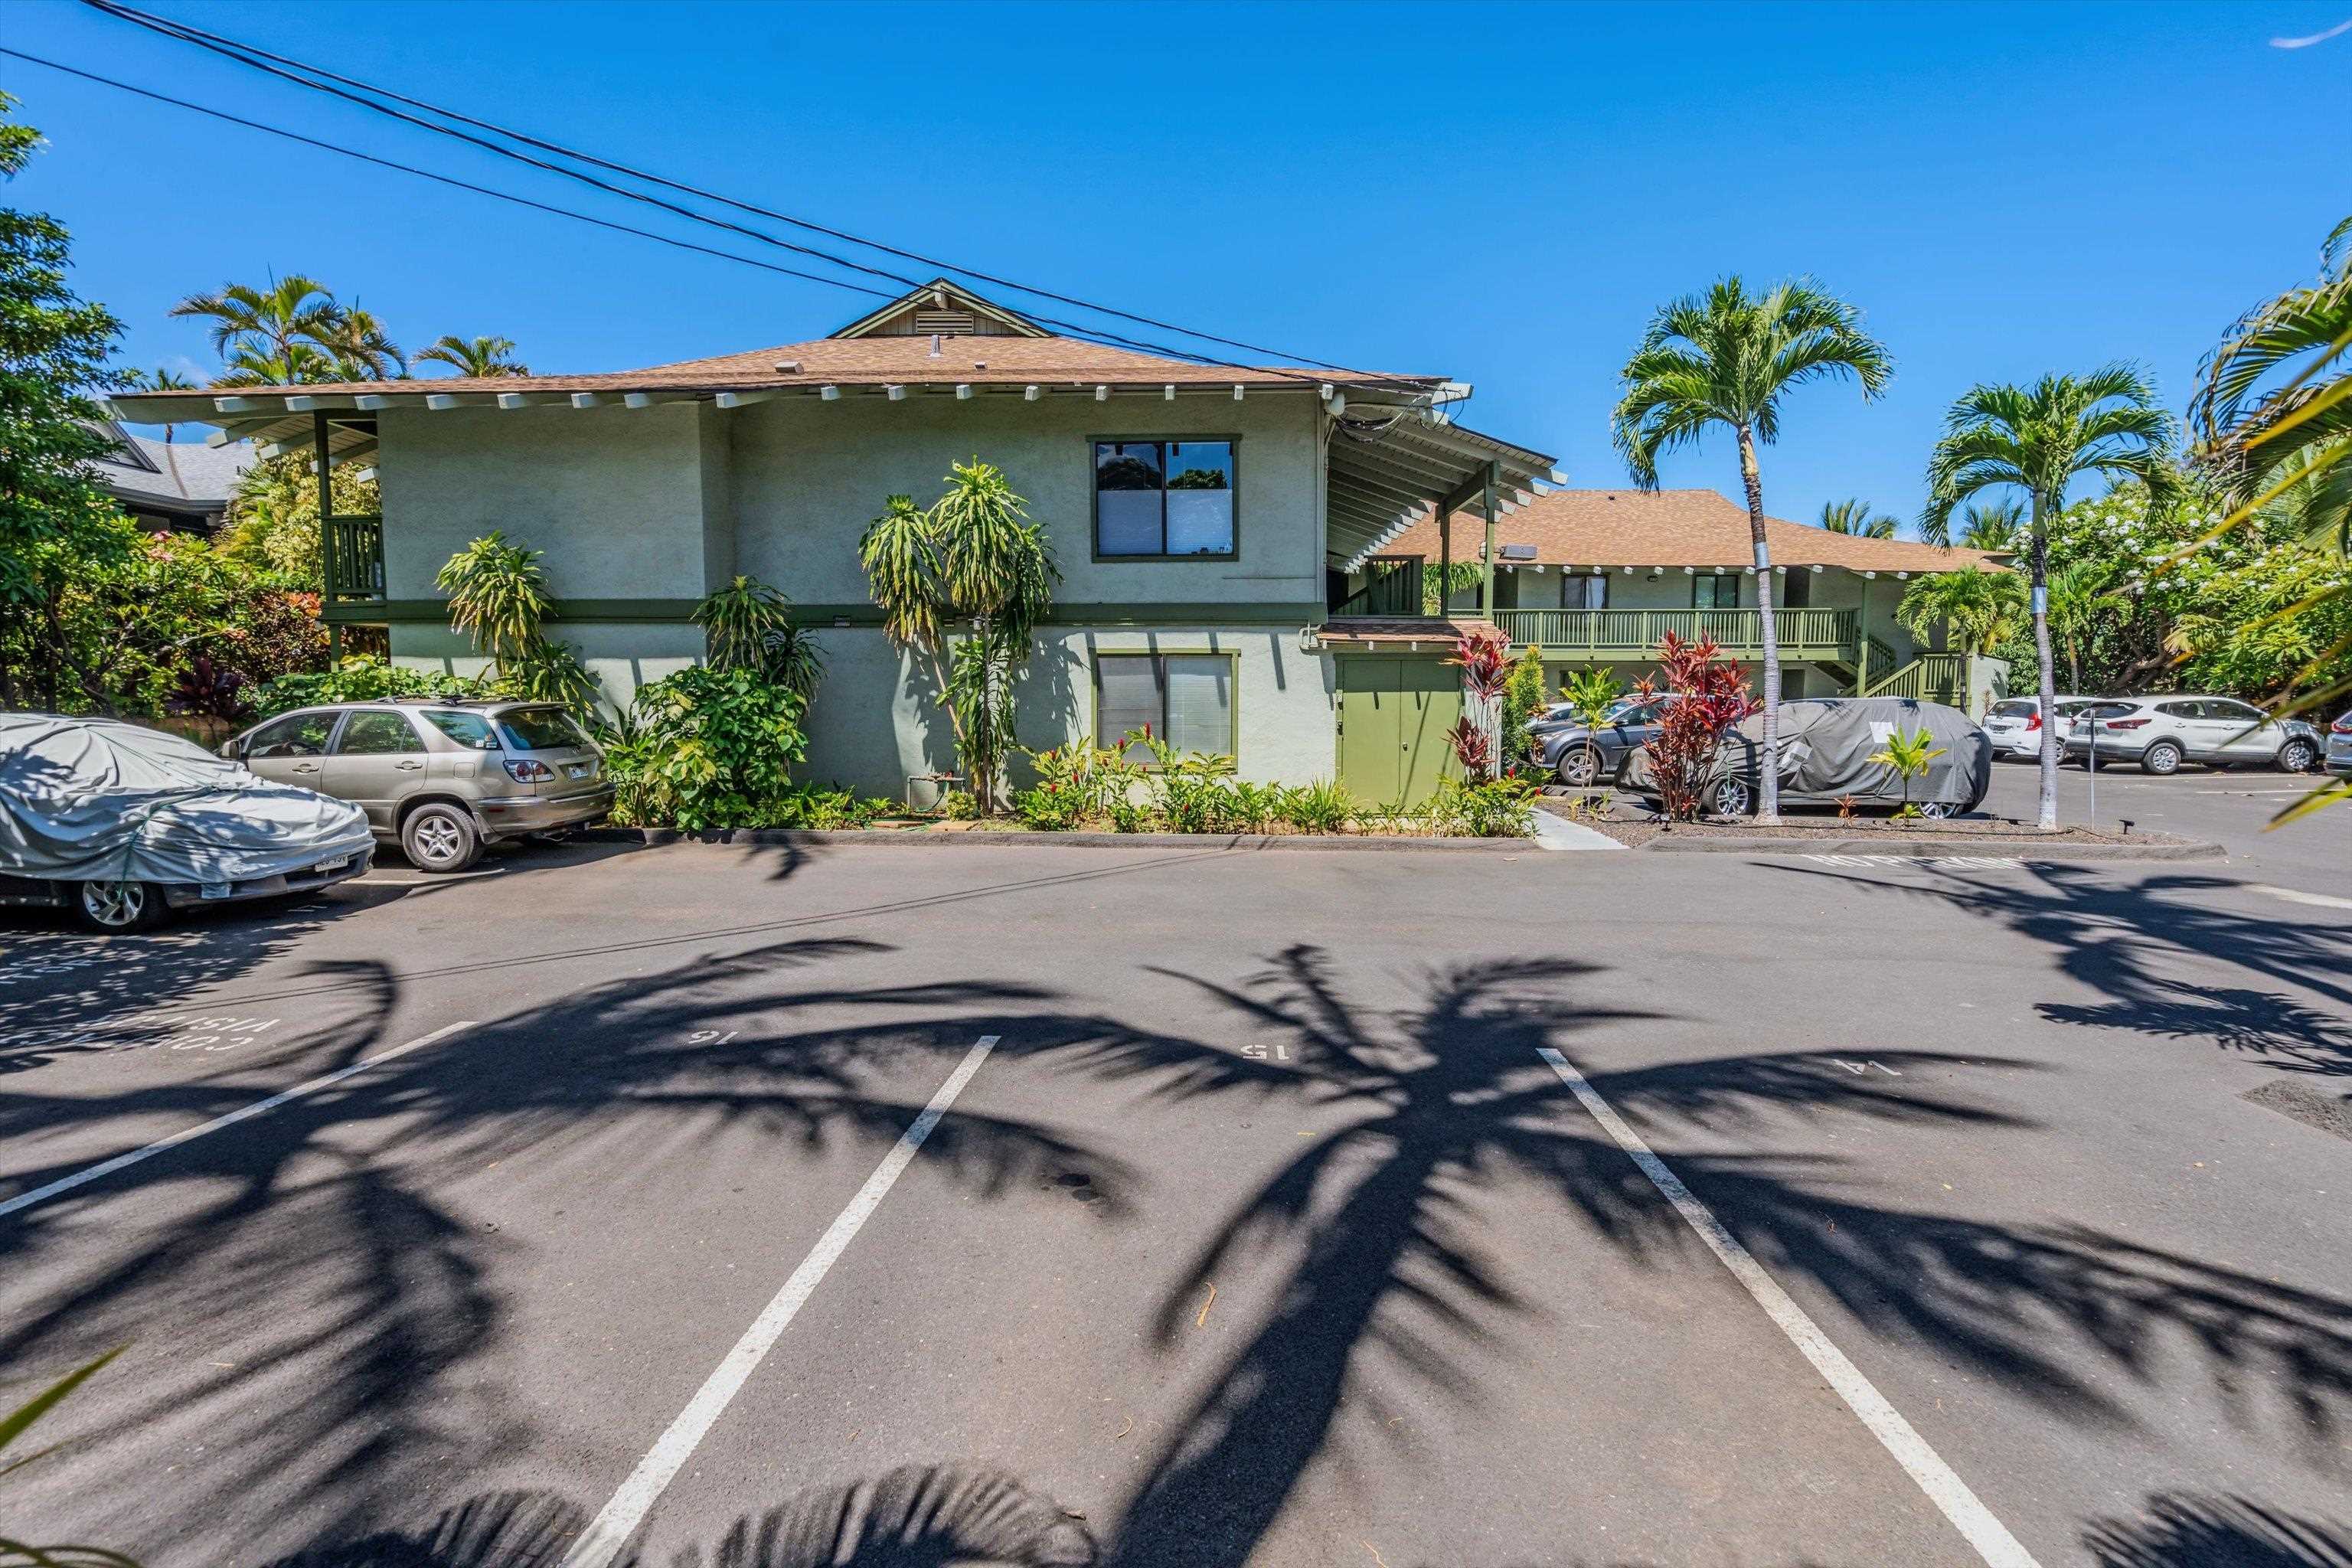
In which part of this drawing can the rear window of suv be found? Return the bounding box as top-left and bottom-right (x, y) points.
(495, 707), (592, 751)
(420, 710), (499, 750)
(1988, 700), (2036, 719)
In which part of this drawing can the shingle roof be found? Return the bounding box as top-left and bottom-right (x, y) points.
(88, 422), (254, 510)
(122, 333), (1436, 402)
(1381, 488), (2000, 573)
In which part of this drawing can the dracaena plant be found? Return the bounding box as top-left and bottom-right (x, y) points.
(1645, 632), (1760, 821)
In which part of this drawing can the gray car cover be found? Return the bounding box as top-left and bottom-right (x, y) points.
(1622, 697), (1993, 808)
(0, 714), (373, 887)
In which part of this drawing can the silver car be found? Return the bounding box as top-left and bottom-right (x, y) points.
(2063, 695), (2324, 776)
(225, 700), (613, 872)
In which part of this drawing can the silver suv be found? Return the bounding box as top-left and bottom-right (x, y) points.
(224, 700), (612, 872)
(2062, 694), (2324, 776)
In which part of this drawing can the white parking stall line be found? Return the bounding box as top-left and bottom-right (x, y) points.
(0, 1021), (475, 1220)
(2249, 884), (2352, 911)
(560, 1033), (1001, 1568)
(1536, 1047), (2044, 1568)
(1804, 854), (2026, 871)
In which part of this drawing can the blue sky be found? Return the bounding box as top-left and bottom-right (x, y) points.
(9, 0), (2349, 534)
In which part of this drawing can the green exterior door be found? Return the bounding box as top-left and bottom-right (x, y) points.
(1338, 656), (1464, 809)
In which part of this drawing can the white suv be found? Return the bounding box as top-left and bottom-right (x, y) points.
(1981, 694), (2093, 760)
(2063, 695), (2324, 776)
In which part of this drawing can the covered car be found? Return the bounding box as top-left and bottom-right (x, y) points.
(0, 714), (375, 931)
(1621, 697), (1993, 818)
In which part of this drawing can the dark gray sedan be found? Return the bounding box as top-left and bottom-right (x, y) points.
(1531, 695), (1680, 788)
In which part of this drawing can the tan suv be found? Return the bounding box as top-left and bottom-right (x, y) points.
(224, 700), (612, 872)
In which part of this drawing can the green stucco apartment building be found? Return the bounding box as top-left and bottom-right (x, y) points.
(113, 281), (1990, 805)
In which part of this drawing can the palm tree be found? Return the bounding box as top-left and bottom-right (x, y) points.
(1958, 498), (2024, 552)
(1612, 277), (1893, 822)
(2046, 560), (2110, 691)
(1819, 498), (1897, 537)
(214, 341), (340, 387)
(170, 275), (341, 368)
(1922, 369), (2176, 829)
(415, 334), (530, 378)
(1895, 567), (2027, 656)
(320, 305), (404, 381)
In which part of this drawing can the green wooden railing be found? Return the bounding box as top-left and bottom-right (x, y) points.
(1862, 650), (1964, 704)
(1488, 607), (1857, 658)
(1332, 557), (1423, 618)
(325, 514), (386, 604)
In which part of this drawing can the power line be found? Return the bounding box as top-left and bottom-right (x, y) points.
(78, 0), (1370, 377)
(0, 46), (898, 306)
(0, 48), (1307, 381)
(73, 0), (1390, 387)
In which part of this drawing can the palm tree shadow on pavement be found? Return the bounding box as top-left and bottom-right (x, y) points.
(253, 1468), (1096, 1568)
(1047, 946), (2032, 1568)
(1760, 861), (2352, 1076)
(2082, 1493), (2352, 1566)
(4, 935), (1178, 1553)
(1024, 944), (2352, 1568)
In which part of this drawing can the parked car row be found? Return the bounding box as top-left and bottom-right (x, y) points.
(0, 700), (614, 932)
(1531, 685), (2339, 822)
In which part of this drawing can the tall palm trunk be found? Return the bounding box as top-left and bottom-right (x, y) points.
(2029, 492), (2059, 830)
(1735, 424), (1782, 823)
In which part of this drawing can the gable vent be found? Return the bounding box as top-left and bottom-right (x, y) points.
(914, 309), (977, 336)
(1499, 543), (1539, 560)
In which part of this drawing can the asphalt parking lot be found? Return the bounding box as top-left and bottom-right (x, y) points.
(2, 784), (2349, 1567)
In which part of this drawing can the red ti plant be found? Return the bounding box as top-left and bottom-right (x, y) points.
(1447, 629), (1512, 782)
(1442, 716), (1493, 780)
(1646, 632), (1759, 820)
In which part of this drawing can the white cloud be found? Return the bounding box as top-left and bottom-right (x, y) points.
(2271, 16), (2352, 47)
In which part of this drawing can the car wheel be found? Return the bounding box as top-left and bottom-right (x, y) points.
(75, 879), (164, 933)
(1555, 744), (1603, 789)
(2141, 740), (2184, 776)
(402, 802), (482, 873)
(1915, 800), (1961, 820)
(1705, 775), (1754, 818)
(2279, 739), (2318, 773)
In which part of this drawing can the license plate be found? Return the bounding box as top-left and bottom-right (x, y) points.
(200, 882), (234, 900)
(314, 855), (351, 873)
(566, 764), (591, 779)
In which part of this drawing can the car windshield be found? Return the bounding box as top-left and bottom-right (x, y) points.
(420, 710), (499, 750)
(495, 707), (591, 751)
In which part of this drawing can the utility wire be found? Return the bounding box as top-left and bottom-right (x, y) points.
(0, 47), (899, 307)
(79, 0), (1370, 377)
(0, 47), (1316, 382)
(73, 0), (1392, 387)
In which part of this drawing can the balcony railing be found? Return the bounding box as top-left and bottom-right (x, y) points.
(1488, 607), (1858, 659)
(325, 514), (385, 605)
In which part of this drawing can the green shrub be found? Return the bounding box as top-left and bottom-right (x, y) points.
(603, 665), (808, 831)
(1013, 783), (1087, 831)
(253, 657), (485, 719)
(755, 786), (897, 829)
(1278, 779), (1356, 834)
(1501, 645), (1547, 760)
(1424, 775), (1539, 838)
(939, 789), (981, 821)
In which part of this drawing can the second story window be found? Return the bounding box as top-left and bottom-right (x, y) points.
(1693, 574), (1739, 610)
(1094, 439), (1236, 558)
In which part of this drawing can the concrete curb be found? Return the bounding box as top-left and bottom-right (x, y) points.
(573, 826), (1537, 854)
(1638, 833), (2226, 860)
